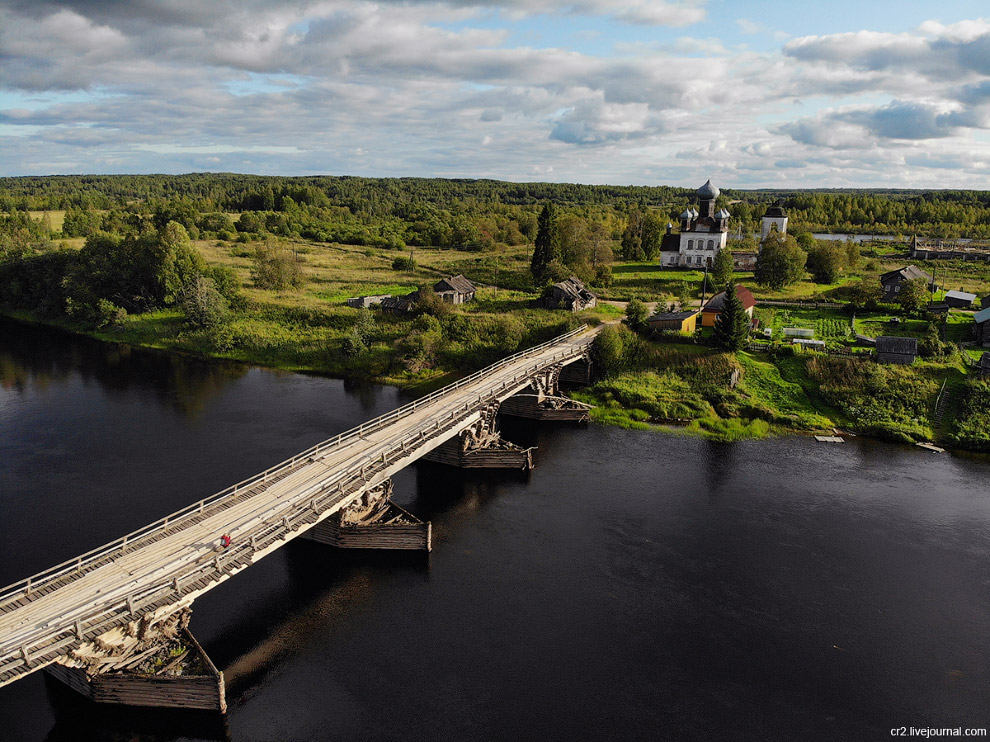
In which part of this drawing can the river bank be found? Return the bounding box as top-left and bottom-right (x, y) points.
(6, 308), (987, 454)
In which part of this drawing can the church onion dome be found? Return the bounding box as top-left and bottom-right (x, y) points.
(680, 209), (693, 220)
(716, 208), (731, 219)
(696, 179), (720, 200)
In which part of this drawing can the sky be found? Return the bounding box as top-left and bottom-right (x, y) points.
(2, 0), (990, 188)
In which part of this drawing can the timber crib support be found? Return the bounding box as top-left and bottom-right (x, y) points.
(45, 611), (227, 713)
(301, 480), (431, 551)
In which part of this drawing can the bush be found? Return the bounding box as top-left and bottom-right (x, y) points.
(251, 242), (302, 290)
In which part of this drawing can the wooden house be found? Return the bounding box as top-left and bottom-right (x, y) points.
(876, 336), (918, 364)
(944, 290), (977, 308)
(646, 310), (698, 334)
(978, 352), (990, 377)
(700, 285), (756, 327)
(380, 294), (416, 314)
(879, 265), (932, 301)
(433, 275), (476, 304)
(974, 306), (990, 347)
(538, 277), (598, 311)
(981, 294), (990, 309)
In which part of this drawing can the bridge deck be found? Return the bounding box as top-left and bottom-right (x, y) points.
(0, 326), (594, 687)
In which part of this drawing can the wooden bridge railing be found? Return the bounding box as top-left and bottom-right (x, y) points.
(0, 325), (593, 684)
(0, 325), (590, 610)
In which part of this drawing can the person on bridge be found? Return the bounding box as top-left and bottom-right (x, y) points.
(219, 533), (231, 549)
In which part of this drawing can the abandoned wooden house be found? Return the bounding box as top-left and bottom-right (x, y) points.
(700, 285), (756, 327)
(379, 294), (416, 314)
(433, 275), (476, 304)
(876, 336), (918, 364)
(538, 277), (598, 311)
(944, 290), (977, 308)
(879, 265), (932, 301)
(974, 306), (990, 347)
(646, 310), (698, 334)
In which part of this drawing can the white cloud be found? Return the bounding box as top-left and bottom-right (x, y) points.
(1, 2), (989, 186)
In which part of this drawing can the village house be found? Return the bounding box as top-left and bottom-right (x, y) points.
(433, 275), (476, 304)
(876, 336), (918, 364)
(646, 310), (698, 334)
(700, 285), (756, 328)
(974, 306), (990, 347)
(380, 275), (477, 314)
(944, 290), (977, 309)
(982, 294), (990, 309)
(879, 266), (932, 301)
(538, 277), (597, 311)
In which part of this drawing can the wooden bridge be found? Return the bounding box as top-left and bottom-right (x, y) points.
(0, 325), (595, 705)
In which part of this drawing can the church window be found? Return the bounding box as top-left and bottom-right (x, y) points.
(707, 240), (714, 249)
(687, 240), (693, 249)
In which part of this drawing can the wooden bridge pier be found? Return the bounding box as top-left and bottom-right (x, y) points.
(300, 479), (432, 551)
(423, 402), (535, 470)
(43, 609), (226, 713)
(498, 362), (593, 422)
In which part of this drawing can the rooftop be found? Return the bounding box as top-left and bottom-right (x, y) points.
(696, 179), (720, 200)
(647, 310), (698, 322)
(876, 336), (918, 355)
(702, 284), (756, 312)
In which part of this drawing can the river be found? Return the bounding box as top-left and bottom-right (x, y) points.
(1, 316), (988, 742)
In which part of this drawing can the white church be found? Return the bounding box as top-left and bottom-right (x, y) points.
(659, 179), (788, 269)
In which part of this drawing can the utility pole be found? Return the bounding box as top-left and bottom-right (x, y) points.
(701, 263), (710, 308)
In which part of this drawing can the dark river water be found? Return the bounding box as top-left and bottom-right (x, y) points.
(1, 316), (989, 742)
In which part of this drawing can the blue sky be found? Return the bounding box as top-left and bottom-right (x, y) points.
(1, 0), (989, 187)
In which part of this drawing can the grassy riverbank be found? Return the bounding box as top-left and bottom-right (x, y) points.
(571, 325), (986, 448)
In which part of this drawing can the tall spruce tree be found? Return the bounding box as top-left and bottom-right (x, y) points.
(712, 283), (750, 351)
(531, 202), (561, 284)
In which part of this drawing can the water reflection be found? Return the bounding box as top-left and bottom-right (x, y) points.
(0, 316), (247, 419)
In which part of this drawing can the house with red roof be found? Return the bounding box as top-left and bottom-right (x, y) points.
(700, 285), (756, 328)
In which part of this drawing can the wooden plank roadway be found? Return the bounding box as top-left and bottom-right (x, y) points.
(0, 327), (594, 687)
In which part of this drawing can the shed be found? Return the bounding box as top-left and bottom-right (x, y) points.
(783, 327), (814, 339)
(978, 352), (990, 377)
(876, 336), (918, 364)
(380, 294), (416, 314)
(347, 294), (392, 309)
(646, 310), (698, 334)
(538, 277), (597, 311)
(700, 285), (756, 327)
(944, 290), (977, 308)
(732, 251), (758, 271)
(433, 275), (476, 304)
(792, 339), (826, 350)
(974, 306), (990, 347)
(982, 294), (990, 309)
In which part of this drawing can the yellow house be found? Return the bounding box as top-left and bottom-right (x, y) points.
(646, 310), (698, 334)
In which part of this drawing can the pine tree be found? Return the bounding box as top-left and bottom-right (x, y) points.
(531, 202), (561, 284)
(712, 283), (750, 351)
